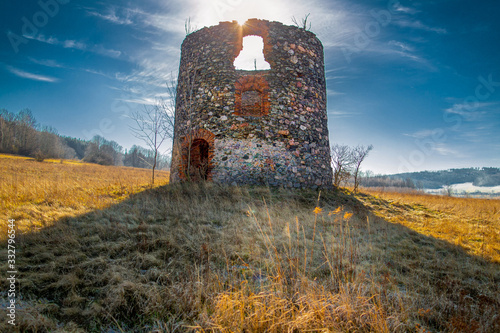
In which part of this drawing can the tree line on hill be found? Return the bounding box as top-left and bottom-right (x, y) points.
(359, 168), (500, 189)
(0, 108), (169, 169)
(359, 172), (420, 189)
(389, 168), (500, 188)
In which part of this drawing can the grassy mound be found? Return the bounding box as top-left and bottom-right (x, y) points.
(1, 181), (499, 332)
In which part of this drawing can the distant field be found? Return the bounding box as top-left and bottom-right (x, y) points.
(0, 153), (169, 238)
(358, 187), (500, 264)
(0, 156), (498, 332)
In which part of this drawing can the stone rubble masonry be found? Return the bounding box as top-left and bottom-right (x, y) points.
(170, 18), (333, 189)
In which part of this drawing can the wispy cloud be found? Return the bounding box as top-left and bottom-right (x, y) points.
(63, 39), (86, 50)
(404, 129), (440, 139)
(388, 40), (415, 53)
(327, 89), (346, 96)
(350, 39), (435, 70)
(328, 110), (360, 118)
(459, 126), (491, 143)
(127, 7), (186, 36)
(444, 102), (495, 120)
(393, 4), (420, 15)
(87, 7), (133, 25)
(25, 34), (122, 58)
(28, 58), (64, 68)
(25, 34), (86, 50)
(393, 19), (447, 34)
(432, 143), (465, 157)
(5, 65), (59, 82)
(81, 68), (115, 79)
(93, 45), (122, 58)
(314, 1), (437, 70)
(117, 97), (157, 106)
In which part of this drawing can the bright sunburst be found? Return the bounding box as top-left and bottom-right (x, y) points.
(197, 0), (292, 29)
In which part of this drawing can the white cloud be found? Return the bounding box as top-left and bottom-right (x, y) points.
(444, 102), (494, 120)
(347, 40), (435, 70)
(128, 7), (186, 36)
(63, 40), (86, 50)
(5, 65), (59, 82)
(26, 34), (85, 49)
(393, 19), (447, 34)
(328, 110), (360, 117)
(432, 143), (464, 157)
(28, 58), (64, 68)
(117, 97), (157, 106)
(388, 40), (415, 53)
(327, 89), (346, 96)
(87, 8), (133, 25)
(26, 34), (121, 59)
(393, 4), (420, 15)
(24, 34), (59, 45)
(81, 68), (115, 79)
(93, 45), (122, 58)
(404, 129), (440, 139)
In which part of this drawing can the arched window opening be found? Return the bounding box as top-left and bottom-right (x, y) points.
(234, 36), (271, 70)
(189, 139), (210, 181)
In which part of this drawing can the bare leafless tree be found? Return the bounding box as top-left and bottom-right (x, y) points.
(171, 67), (202, 182)
(351, 144), (373, 192)
(331, 144), (353, 187)
(130, 99), (174, 186)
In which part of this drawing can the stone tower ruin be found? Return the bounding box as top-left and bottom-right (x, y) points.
(170, 19), (333, 189)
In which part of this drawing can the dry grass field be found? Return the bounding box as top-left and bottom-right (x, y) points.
(357, 188), (500, 263)
(0, 154), (169, 238)
(0, 155), (499, 332)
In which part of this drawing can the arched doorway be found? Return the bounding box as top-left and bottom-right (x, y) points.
(177, 128), (215, 182)
(189, 139), (210, 181)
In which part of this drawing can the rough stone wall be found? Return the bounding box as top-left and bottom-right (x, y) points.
(170, 19), (333, 188)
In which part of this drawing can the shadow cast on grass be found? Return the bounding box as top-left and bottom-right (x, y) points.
(1, 183), (499, 332)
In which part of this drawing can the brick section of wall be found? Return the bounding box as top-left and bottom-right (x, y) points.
(234, 74), (270, 116)
(178, 129), (215, 181)
(171, 19), (333, 189)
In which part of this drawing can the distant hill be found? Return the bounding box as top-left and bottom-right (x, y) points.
(363, 167), (500, 189)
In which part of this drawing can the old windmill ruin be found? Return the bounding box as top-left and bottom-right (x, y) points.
(170, 19), (333, 189)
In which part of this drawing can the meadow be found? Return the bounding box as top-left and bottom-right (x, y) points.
(0, 154), (169, 238)
(0, 154), (498, 332)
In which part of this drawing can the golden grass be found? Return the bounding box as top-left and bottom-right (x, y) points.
(357, 187), (500, 263)
(0, 153), (169, 238)
(0, 159), (498, 332)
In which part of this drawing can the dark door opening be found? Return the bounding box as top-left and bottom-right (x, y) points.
(189, 139), (210, 181)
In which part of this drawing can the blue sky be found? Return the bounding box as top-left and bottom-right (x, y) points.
(1, 0), (499, 174)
